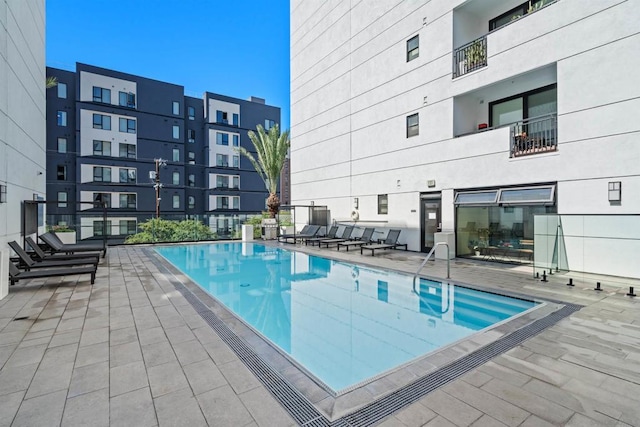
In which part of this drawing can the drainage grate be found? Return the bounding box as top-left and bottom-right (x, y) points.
(146, 248), (581, 427)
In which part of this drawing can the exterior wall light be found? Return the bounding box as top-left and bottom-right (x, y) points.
(608, 181), (621, 203)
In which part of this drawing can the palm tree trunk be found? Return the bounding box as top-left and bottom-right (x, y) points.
(267, 193), (280, 218)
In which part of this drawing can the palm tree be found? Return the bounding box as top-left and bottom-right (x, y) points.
(46, 76), (58, 88)
(237, 124), (290, 217)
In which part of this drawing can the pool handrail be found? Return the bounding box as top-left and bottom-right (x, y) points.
(412, 242), (450, 291)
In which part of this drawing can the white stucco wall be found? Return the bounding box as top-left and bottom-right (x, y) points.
(79, 109), (137, 156)
(290, 0), (640, 258)
(79, 71), (137, 106)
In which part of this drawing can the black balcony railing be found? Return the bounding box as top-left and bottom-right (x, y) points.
(510, 113), (557, 157)
(453, 36), (487, 78)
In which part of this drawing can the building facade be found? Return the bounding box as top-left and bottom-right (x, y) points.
(46, 64), (280, 241)
(290, 0), (640, 262)
(0, 0), (46, 294)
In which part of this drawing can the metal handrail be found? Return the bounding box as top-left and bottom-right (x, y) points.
(412, 242), (450, 290)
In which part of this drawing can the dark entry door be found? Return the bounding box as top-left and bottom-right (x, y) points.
(420, 194), (441, 252)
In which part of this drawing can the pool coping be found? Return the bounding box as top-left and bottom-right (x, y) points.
(145, 244), (582, 425)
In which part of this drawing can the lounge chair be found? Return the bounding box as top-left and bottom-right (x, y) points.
(9, 262), (96, 286)
(305, 225), (339, 246)
(278, 224), (310, 243)
(296, 225), (323, 244)
(360, 229), (408, 255)
(40, 232), (107, 258)
(8, 241), (99, 271)
(337, 228), (376, 251)
(25, 237), (101, 262)
(319, 226), (354, 248)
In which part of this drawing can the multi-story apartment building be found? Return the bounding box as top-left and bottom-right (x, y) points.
(46, 64), (280, 241)
(0, 0), (46, 295)
(290, 0), (640, 263)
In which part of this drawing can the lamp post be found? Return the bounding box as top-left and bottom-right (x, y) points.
(150, 158), (167, 219)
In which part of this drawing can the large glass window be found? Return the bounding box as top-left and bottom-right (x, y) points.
(172, 125), (180, 139)
(93, 86), (111, 103)
(120, 220), (137, 235)
(188, 106), (195, 120)
(217, 196), (229, 209)
(407, 113), (419, 137)
(216, 175), (229, 188)
(119, 91), (136, 108)
(232, 135), (239, 147)
(216, 154), (228, 167)
(93, 166), (111, 182)
(119, 194), (136, 208)
(57, 191), (67, 208)
(57, 165), (66, 180)
(188, 196), (195, 209)
(172, 148), (180, 162)
(187, 129), (195, 143)
(57, 83), (67, 99)
(119, 143), (136, 159)
(188, 174), (195, 187)
(93, 193), (111, 208)
(93, 140), (111, 156)
(455, 191), (499, 205)
(172, 172), (180, 185)
(119, 118), (136, 133)
(232, 176), (239, 189)
(172, 101), (180, 115)
(378, 194), (388, 215)
(407, 35), (419, 62)
(232, 113), (239, 126)
(216, 133), (229, 146)
(232, 155), (239, 168)
(489, 85), (557, 127)
(57, 137), (67, 153)
(265, 119), (275, 130)
(57, 111), (67, 126)
(172, 195), (180, 209)
(93, 220), (112, 236)
(93, 114), (111, 130)
(119, 168), (136, 183)
(216, 110), (228, 124)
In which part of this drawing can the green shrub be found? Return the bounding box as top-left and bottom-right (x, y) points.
(124, 218), (215, 244)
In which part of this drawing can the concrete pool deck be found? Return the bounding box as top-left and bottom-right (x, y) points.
(1, 242), (639, 426)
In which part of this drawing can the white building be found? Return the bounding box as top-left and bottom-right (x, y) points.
(0, 0), (46, 295)
(290, 0), (640, 269)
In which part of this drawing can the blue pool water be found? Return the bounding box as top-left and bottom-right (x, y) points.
(155, 242), (536, 393)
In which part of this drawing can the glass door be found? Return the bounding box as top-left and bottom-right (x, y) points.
(420, 195), (441, 252)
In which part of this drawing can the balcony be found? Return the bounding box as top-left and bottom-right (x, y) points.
(510, 114), (557, 157)
(453, 36), (487, 78)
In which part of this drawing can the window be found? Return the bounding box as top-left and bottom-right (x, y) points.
(188, 174), (195, 187)
(406, 113), (419, 137)
(489, 0), (552, 31)
(232, 135), (239, 147)
(232, 113), (239, 126)
(232, 176), (239, 189)
(216, 175), (229, 188)
(119, 220), (137, 235)
(216, 132), (229, 146)
(57, 83), (67, 99)
(232, 196), (240, 209)
(93, 114), (111, 130)
(187, 129), (195, 143)
(57, 165), (66, 180)
(188, 196), (195, 209)
(172, 148), (180, 162)
(119, 194), (136, 209)
(93, 86), (111, 103)
(119, 143), (136, 159)
(172, 101), (180, 115)
(172, 172), (180, 185)
(265, 119), (276, 130)
(57, 137), (67, 154)
(93, 140), (111, 156)
(489, 84), (557, 127)
(119, 168), (136, 183)
(232, 155), (239, 168)
(188, 106), (195, 120)
(172, 125), (180, 139)
(93, 166), (111, 182)
(119, 118), (136, 133)
(609, 181), (622, 203)
(93, 220), (112, 236)
(378, 194), (388, 215)
(172, 195), (180, 209)
(57, 191), (67, 208)
(217, 196), (229, 209)
(499, 186), (555, 204)
(57, 111), (67, 126)
(216, 110), (228, 124)
(188, 151), (195, 165)
(216, 154), (228, 167)
(407, 35), (419, 62)
(455, 191), (499, 205)
(93, 193), (111, 208)
(119, 91), (136, 108)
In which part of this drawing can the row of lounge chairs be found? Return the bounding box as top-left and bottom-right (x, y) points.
(280, 225), (407, 256)
(7, 232), (105, 287)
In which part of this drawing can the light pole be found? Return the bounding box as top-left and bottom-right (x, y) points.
(150, 158), (167, 219)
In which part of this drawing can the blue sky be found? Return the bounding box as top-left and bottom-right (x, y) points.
(46, 0), (291, 129)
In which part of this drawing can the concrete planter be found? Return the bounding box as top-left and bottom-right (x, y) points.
(56, 231), (77, 244)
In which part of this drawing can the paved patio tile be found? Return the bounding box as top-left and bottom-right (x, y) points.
(62, 388), (109, 427)
(12, 389), (67, 427)
(197, 384), (253, 426)
(25, 360), (74, 399)
(68, 360), (109, 398)
(182, 358), (227, 395)
(154, 388), (207, 427)
(423, 415), (458, 427)
(138, 326), (167, 346)
(75, 341), (109, 368)
(172, 338), (209, 366)
(239, 386), (297, 426)
(392, 401), (437, 426)
(110, 387), (157, 427)
(0, 390), (25, 427)
(110, 340), (143, 367)
(147, 360), (190, 398)
(3, 343), (47, 368)
(419, 389), (483, 426)
(219, 359), (262, 394)
(141, 340), (177, 367)
(110, 326), (138, 346)
(110, 360), (148, 397)
(0, 362), (39, 396)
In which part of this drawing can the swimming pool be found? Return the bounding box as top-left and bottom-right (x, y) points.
(155, 242), (537, 394)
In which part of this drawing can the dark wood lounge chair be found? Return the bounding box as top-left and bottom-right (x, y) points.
(337, 228), (376, 251)
(40, 232), (107, 258)
(8, 241), (99, 271)
(319, 226), (354, 248)
(305, 225), (338, 246)
(9, 262), (96, 286)
(360, 229), (408, 255)
(25, 237), (101, 262)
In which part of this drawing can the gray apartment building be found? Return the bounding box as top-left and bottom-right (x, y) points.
(46, 63), (280, 242)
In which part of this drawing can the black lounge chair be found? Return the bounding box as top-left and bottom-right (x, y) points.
(337, 228), (376, 251)
(40, 232), (107, 258)
(25, 237), (101, 262)
(9, 262), (96, 286)
(360, 229), (408, 255)
(305, 225), (338, 246)
(319, 226), (354, 248)
(296, 225), (323, 244)
(278, 224), (310, 243)
(8, 241), (99, 271)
